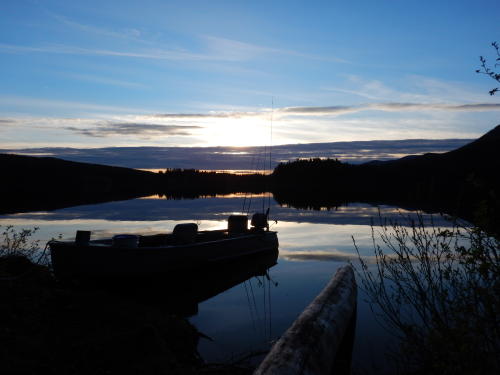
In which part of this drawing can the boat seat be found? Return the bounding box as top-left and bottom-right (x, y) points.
(173, 223), (198, 244)
(228, 215), (248, 234)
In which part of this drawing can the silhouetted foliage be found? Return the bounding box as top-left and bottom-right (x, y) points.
(272, 158), (353, 189)
(158, 168), (270, 197)
(354, 215), (500, 374)
(476, 41), (500, 95)
(1, 225), (40, 260)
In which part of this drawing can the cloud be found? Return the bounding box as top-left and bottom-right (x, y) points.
(451, 103), (500, 111)
(370, 102), (500, 112)
(65, 122), (201, 138)
(201, 35), (282, 61)
(153, 111), (261, 119)
(0, 118), (16, 126)
(150, 102), (500, 122)
(201, 35), (348, 63)
(1, 138), (473, 168)
(5, 97), (496, 122)
(324, 75), (497, 104)
(1, 30), (346, 65)
(50, 13), (349, 63)
(279, 105), (357, 116)
(50, 13), (149, 44)
(0, 37), (324, 64)
(62, 73), (148, 89)
(0, 95), (151, 115)
(0, 43), (211, 62)
(278, 102), (500, 116)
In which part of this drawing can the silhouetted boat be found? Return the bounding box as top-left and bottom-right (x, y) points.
(49, 214), (278, 281)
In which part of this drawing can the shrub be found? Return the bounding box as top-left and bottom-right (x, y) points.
(353, 214), (500, 374)
(0, 225), (42, 261)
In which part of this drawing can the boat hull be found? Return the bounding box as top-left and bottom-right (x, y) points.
(49, 231), (279, 280)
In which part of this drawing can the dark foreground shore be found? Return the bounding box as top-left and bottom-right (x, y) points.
(0, 256), (252, 375)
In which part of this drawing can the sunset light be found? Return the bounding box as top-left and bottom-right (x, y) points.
(1, 1), (499, 374)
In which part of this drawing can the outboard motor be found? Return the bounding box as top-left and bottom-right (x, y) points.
(251, 212), (269, 231)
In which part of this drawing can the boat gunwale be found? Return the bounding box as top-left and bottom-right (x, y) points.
(48, 230), (278, 251)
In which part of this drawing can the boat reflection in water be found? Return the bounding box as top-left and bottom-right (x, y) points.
(59, 246), (279, 317)
(163, 247), (279, 316)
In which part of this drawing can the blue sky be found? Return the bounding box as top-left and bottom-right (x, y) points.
(1, 0), (499, 149)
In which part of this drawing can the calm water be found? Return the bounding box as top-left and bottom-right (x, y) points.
(0, 194), (453, 371)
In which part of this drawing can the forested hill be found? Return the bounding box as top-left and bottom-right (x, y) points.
(0, 153), (161, 213)
(272, 125), (500, 232)
(0, 153), (269, 213)
(355, 124), (500, 195)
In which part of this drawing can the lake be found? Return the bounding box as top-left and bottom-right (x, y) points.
(0, 193), (454, 372)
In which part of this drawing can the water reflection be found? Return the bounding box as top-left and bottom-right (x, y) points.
(0, 195), (456, 369)
(3, 196), (453, 229)
(109, 248), (280, 318)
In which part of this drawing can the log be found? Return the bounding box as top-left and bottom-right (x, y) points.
(254, 265), (357, 375)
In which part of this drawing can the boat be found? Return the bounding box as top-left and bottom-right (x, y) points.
(49, 213), (279, 281)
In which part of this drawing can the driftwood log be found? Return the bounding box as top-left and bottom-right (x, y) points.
(254, 265), (357, 375)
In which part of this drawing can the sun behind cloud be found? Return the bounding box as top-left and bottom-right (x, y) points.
(200, 117), (274, 147)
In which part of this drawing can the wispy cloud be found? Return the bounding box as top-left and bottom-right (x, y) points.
(50, 12), (349, 64)
(61, 73), (148, 89)
(201, 35), (281, 61)
(1, 24), (346, 65)
(201, 35), (348, 63)
(0, 41), (331, 64)
(64, 122), (201, 138)
(50, 13), (148, 44)
(0, 119), (17, 126)
(278, 103), (500, 116)
(324, 75), (496, 104)
(0, 43), (213, 62)
(0, 95), (152, 115)
(153, 111), (261, 119)
(153, 102), (500, 120)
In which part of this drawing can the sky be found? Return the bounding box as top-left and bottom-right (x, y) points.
(1, 0), (499, 149)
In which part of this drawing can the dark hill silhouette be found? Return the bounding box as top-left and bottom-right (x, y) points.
(272, 125), (500, 232)
(0, 153), (160, 213)
(358, 124), (500, 199)
(445, 123), (500, 158)
(0, 154), (270, 214)
(361, 124), (499, 175)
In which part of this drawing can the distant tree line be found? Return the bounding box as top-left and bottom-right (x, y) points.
(157, 168), (270, 198)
